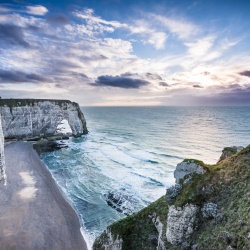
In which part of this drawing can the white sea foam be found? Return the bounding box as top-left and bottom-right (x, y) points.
(80, 226), (94, 250)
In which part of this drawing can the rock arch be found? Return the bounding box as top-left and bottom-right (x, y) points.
(0, 99), (88, 139)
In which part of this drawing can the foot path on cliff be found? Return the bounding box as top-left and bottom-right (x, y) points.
(0, 142), (88, 250)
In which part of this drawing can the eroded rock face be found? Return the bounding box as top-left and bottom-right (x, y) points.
(201, 202), (218, 219)
(166, 204), (198, 245)
(104, 188), (142, 216)
(94, 229), (123, 250)
(152, 215), (165, 250)
(0, 99), (87, 139)
(218, 146), (244, 163)
(174, 160), (206, 184)
(0, 114), (5, 182)
(166, 184), (182, 204)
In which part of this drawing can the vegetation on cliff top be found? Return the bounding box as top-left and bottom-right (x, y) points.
(94, 145), (250, 250)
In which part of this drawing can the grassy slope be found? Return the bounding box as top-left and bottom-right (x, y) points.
(94, 146), (250, 250)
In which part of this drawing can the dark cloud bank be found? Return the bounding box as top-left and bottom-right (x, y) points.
(0, 24), (29, 48)
(0, 69), (47, 83)
(239, 71), (250, 77)
(159, 82), (169, 87)
(193, 84), (203, 88)
(92, 75), (150, 89)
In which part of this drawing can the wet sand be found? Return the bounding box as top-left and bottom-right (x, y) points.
(0, 142), (88, 250)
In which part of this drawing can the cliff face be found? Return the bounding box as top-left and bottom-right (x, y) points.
(94, 146), (250, 250)
(0, 114), (5, 182)
(0, 99), (88, 139)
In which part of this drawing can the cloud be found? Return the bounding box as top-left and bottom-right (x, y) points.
(0, 23), (30, 48)
(239, 71), (250, 77)
(121, 72), (139, 78)
(72, 8), (126, 36)
(0, 6), (10, 13)
(103, 38), (133, 53)
(0, 69), (47, 83)
(159, 82), (169, 87)
(185, 36), (215, 57)
(26, 5), (48, 16)
(146, 73), (162, 80)
(146, 32), (167, 50)
(193, 84), (203, 88)
(46, 14), (70, 25)
(151, 14), (199, 39)
(74, 8), (125, 29)
(129, 20), (167, 49)
(91, 75), (150, 88)
(0, 4), (249, 106)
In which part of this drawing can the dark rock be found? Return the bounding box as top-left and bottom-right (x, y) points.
(166, 184), (182, 204)
(220, 231), (234, 245)
(181, 241), (191, 250)
(104, 188), (140, 216)
(201, 202), (218, 219)
(33, 140), (68, 154)
(201, 184), (215, 195)
(191, 244), (198, 250)
(215, 213), (224, 223)
(147, 234), (158, 245)
(238, 220), (245, 227)
(218, 146), (244, 163)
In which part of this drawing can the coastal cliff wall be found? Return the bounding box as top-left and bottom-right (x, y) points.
(94, 146), (250, 250)
(0, 114), (5, 182)
(0, 99), (88, 139)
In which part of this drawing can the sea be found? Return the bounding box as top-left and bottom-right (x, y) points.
(40, 106), (250, 248)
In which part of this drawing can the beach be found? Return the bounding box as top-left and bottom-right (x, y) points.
(0, 142), (88, 250)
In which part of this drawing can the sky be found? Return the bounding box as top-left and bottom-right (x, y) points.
(0, 0), (250, 106)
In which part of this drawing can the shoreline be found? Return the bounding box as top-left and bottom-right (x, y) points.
(0, 141), (88, 250)
(36, 144), (93, 249)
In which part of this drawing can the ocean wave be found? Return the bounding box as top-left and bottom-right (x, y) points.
(132, 172), (164, 187)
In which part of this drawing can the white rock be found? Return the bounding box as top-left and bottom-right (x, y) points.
(0, 100), (87, 139)
(101, 229), (123, 250)
(152, 216), (165, 250)
(174, 160), (206, 184)
(166, 204), (198, 245)
(0, 114), (6, 182)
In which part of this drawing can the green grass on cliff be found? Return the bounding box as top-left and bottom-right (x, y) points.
(94, 145), (250, 250)
(93, 196), (169, 250)
(0, 98), (72, 108)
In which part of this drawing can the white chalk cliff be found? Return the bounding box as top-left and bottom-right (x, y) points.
(0, 99), (87, 139)
(0, 114), (6, 182)
(166, 204), (198, 245)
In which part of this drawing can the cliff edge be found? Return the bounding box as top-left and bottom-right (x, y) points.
(0, 113), (5, 182)
(94, 146), (250, 250)
(0, 99), (88, 139)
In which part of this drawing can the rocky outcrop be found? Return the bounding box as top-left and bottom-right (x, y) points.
(104, 188), (142, 216)
(166, 204), (198, 245)
(93, 229), (123, 250)
(201, 202), (218, 219)
(0, 99), (87, 139)
(218, 146), (244, 162)
(166, 184), (182, 204)
(152, 215), (165, 250)
(174, 160), (206, 184)
(94, 145), (250, 250)
(0, 114), (5, 182)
